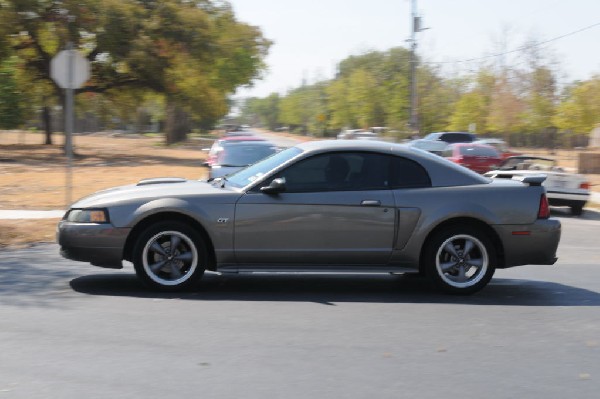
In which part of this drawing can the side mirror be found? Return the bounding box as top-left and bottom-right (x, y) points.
(260, 178), (286, 195)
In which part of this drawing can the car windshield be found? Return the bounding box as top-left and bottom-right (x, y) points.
(458, 146), (499, 157)
(423, 133), (441, 140)
(217, 144), (278, 167)
(225, 147), (303, 188)
(482, 141), (508, 152)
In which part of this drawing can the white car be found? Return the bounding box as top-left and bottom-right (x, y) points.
(337, 129), (379, 140)
(484, 156), (590, 215)
(408, 132), (478, 155)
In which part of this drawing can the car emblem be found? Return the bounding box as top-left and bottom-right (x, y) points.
(217, 218), (229, 224)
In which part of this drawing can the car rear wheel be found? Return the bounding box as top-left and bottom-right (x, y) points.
(132, 222), (206, 291)
(424, 226), (496, 295)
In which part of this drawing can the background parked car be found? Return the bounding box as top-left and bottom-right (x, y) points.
(476, 138), (521, 160)
(206, 139), (279, 179)
(337, 129), (379, 140)
(408, 131), (478, 155)
(442, 143), (503, 174)
(203, 135), (266, 167)
(485, 156), (591, 215)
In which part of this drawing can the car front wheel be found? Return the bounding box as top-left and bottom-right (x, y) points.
(424, 226), (496, 295)
(132, 222), (207, 291)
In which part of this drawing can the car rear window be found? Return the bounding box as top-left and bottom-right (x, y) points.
(441, 133), (475, 143)
(218, 144), (278, 166)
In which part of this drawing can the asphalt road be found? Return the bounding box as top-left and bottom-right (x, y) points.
(1, 209), (599, 399)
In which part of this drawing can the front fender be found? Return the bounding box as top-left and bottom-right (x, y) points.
(112, 198), (235, 262)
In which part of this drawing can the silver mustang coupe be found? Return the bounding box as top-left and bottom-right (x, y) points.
(58, 140), (561, 294)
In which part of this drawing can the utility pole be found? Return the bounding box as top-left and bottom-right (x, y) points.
(408, 0), (426, 134)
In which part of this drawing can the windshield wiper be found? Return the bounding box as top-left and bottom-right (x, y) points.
(216, 163), (247, 167)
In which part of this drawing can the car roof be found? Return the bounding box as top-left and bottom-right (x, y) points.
(431, 132), (475, 136)
(448, 142), (496, 148)
(221, 140), (275, 147)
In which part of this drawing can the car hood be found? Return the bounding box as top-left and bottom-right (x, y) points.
(71, 178), (240, 208)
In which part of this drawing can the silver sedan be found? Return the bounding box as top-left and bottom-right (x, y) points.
(57, 140), (561, 294)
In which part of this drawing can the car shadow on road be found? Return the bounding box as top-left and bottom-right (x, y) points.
(551, 207), (600, 220)
(70, 272), (600, 306)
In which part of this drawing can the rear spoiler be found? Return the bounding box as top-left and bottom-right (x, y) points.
(512, 174), (546, 186)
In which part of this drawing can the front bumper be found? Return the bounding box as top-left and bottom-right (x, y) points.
(57, 220), (131, 269)
(493, 218), (561, 268)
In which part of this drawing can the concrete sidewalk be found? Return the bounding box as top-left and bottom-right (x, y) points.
(0, 210), (65, 219)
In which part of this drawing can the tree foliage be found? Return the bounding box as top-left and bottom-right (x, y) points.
(553, 76), (600, 134)
(0, 0), (271, 143)
(241, 93), (280, 130)
(0, 57), (24, 128)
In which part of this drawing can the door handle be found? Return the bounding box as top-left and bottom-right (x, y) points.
(360, 200), (381, 206)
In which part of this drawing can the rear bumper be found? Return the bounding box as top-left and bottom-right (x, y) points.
(493, 218), (561, 268)
(547, 190), (589, 206)
(57, 220), (130, 269)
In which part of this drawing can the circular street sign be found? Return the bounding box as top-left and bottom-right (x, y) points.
(50, 50), (91, 89)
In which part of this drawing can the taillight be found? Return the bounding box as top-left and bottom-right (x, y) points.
(538, 193), (550, 219)
(580, 182), (590, 190)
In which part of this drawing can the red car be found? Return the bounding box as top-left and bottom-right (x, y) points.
(442, 143), (502, 174)
(476, 138), (521, 160)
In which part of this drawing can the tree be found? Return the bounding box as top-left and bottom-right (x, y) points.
(242, 94), (280, 130)
(483, 72), (523, 141)
(0, 57), (24, 129)
(417, 66), (458, 134)
(446, 68), (497, 133)
(521, 66), (557, 135)
(447, 91), (487, 132)
(329, 48), (412, 133)
(553, 76), (600, 141)
(0, 0), (270, 145)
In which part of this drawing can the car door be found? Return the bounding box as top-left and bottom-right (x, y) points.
(234, 152), (396, 266)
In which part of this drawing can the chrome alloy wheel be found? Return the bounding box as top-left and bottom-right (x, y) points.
(141, 230), (199, 286)
(435, 234), (489, 289)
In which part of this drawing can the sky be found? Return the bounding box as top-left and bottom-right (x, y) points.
(228, 0), (600, 98)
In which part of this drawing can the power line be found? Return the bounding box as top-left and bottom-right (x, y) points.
(425, 21), (600, 65)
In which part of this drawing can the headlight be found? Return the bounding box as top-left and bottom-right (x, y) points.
(66, 208), (110, 223)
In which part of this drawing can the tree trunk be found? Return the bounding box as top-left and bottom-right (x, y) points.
(165, 100), (190, 145)
(42, 105), (52, 145)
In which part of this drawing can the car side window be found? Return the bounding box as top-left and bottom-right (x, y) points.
(390, 157), (431, 188)
(261, 152), (392, 193)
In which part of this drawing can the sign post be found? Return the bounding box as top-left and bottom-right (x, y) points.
(50, 45), (90, 207)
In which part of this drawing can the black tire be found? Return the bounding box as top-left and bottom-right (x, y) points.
(423, 225), (496, 295)
(570, 204), (584, 216)
(132, 221), (207, 291)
